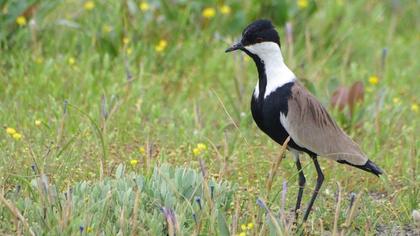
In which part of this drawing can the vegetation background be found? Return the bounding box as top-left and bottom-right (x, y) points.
(0, 0), (419, 235)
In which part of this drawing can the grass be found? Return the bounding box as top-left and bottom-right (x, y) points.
(0, 0), (419, 235)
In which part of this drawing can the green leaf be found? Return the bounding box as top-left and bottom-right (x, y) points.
(115, 164), (125, 179)
(217, 210), (230, 236)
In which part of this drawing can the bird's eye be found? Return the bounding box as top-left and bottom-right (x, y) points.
(256, 37), (263, 43)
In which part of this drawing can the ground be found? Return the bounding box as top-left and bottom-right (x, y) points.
(0, 0), (419, 235)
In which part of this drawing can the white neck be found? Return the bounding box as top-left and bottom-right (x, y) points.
(245, 42), (296, 99)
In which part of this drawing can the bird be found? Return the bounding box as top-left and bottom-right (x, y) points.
(225, 19), (383, 222)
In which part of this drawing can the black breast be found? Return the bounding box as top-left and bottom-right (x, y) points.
(250, 82), (313, 153)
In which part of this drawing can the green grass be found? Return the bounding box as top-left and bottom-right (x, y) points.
(0, 0), (419, 235)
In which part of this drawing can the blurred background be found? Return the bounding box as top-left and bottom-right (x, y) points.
(0, 0), (419, 235)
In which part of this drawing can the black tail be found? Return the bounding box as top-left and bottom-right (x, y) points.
(337, 159), (383, 177)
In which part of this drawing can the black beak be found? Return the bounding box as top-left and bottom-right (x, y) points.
(225, 41), (243, 53)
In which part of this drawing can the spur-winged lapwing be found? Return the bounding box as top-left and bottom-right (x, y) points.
(226, 19), (383, 222)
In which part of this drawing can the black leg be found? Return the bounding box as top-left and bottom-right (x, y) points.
(294, 157), (306, 220)
(302, 156), (324, 222)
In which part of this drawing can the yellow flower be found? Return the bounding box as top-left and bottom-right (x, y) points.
(239, 232), (246, 236)
(159, 39), (167, 48)
(392, 97), (400, 104)
(123, 37), (130, 45)
(34, 57), (43, 64)
(12, 133), (22, 141)
(126, 47), (133, 55)
(139, 2), (150, 12)
(220, 5), (231, 15)
(68, 57), (76, 65)
(139, 147), (146, 155)
(86, 227), (93, 233)
(193, 143), (207, 156)
(411, 103), (419, 113)
(155, 39), (168, 53)
(130, 159), (139, 167)
(193, 147), (201, 156)
(247, 223), (254, 229)
(16, 16), (27, 26)
(368, 75), (379, 85)
(84, 1), (95, 11)
(102, 25), (112, 33)
(35, 120), (42, 126)
(6, 127), (16, 135)
(297, 0), (309, 9)
(241, 224), (247, 231)
(202, 7), (216, 18)
(197, 143), (207, 151)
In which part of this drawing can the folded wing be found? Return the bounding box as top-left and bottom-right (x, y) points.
(281, 83), (368, 166)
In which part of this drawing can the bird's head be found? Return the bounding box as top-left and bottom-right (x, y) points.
(225, 19), (280, 58)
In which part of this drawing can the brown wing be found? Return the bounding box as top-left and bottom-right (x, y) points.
(281, 83), (367, 165)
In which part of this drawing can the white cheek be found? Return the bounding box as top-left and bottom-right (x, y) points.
(245, 42), (280, 57)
